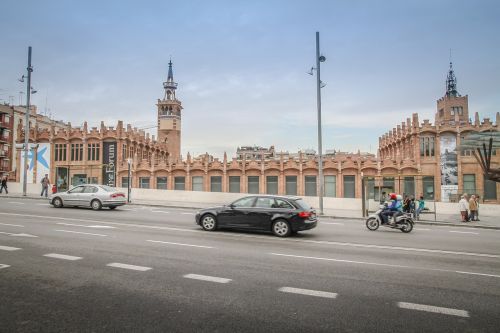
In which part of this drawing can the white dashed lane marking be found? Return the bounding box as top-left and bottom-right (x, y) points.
(183, 274), (232, 284)
(321, 222), (344, 225)
(106, 263), (152, 271)
(449, 231), (479, 235)
(43, 253), (82, 261)
(54, 229), (108, 237)
(0, 223), (24, 227)
(57, 222), (116, 229)
(147, 240), (213, 249)
(279, 287), (337, 299)
(7, 202), (25, 205)
(397, 302), (469, 318)
(0, 264), (10, 269)
(181, 212), (195, 215)
(0, 245), (21, 251)
(151, 210), (170, 214)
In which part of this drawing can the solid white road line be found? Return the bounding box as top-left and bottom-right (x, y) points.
(271, 253), (500, 279)
(279, 287), (337, 299)
(54, 229), (108, 237)
(455, 271), (500, 278)
(0, 264), (10, 269)
(0, 245), (22, 251)
(56, 222), (116, 229)
(397, 302), (469, 318)
(106, 263), (152, 271)
(146, 240), (213, 249)
(449, 231), (479, 235)
(183, 274), (232, 284)
(0, 223), (24, 227)
(43, 253), (82, 261)
(7, 202), (25, 205)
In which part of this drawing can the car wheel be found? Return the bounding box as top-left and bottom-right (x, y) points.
(201, 214), (217, 231)
(272, 219), (291, 237)
(91, 199), (102, 211)
(52, 197), (63, 208)
(109, 206), (117, 210)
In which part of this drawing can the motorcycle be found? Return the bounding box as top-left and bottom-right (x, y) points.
(366, 205), (414, 233)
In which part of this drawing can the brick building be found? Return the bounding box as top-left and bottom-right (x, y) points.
(16, 61), (500, 202)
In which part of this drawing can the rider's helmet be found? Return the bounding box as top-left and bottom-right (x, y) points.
(396, 194), (403, 201)
(389, 193), (397, 200)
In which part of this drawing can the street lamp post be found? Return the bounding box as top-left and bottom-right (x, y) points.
(315, 32), (325, 215)
(127, 158), (132, 203)
(22, 46), (33, 197)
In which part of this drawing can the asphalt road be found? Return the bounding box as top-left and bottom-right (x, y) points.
(1, 198), (499, 332)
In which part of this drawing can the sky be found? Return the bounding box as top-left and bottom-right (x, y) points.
(1, 0), (499, 159)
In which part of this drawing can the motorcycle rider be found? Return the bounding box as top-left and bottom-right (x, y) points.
(381, 193), (398, 224)
(391, 194), (404, 225)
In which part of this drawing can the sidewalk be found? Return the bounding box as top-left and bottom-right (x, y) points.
(1, 193), (499, 230)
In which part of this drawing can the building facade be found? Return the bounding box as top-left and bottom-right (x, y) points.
(16, 62), (500, 203)
(0, 105), (13, 176)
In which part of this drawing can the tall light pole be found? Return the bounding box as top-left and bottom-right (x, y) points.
(127, 158), (132, 203)
(22, 46), (33, 197)
(315, 32), (325, 215)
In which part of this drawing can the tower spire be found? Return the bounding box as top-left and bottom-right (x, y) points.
(163, 58), (177, 100)
(446, 61), (459, 98)
(167, 58), (174, 82)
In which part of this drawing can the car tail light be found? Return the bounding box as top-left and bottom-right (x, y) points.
(110, 193), (125, 198)
(298, 211), (311, 218)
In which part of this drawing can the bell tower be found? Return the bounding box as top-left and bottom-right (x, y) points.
(157, 59), (182, 160)
(435, 62), (469, 126)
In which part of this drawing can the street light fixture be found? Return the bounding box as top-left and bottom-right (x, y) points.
(22, 46), (33, 197)
(309, 32), (326, 215)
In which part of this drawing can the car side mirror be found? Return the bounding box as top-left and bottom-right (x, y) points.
(229, 204), (235, 209)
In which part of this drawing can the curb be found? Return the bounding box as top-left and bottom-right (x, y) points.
(1, 195), (499, 230)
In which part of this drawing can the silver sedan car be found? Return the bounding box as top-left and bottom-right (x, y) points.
(49, 184), (127, 210)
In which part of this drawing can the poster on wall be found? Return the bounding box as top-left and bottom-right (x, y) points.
(36, 143), (51, 183)
(103, 141), (117, 187)
(56, 167), (69, 192)
(440, 135), (458, 202)
(19, 149), (34, 185)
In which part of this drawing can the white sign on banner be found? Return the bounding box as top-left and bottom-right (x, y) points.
(19, 150), (34, 184)
(36, 143), (51, 183)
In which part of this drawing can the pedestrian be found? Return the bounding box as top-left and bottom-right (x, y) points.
(415, 195), (425, 220)
(475, 195), (480, 221)
(468, 194), (477, 222)
(403, 195), (411, 212)
(458, 194), (469, 222)
(379, 191), (387, 205)
(40, 174), (51, 197)
(0, 175), (8, 194)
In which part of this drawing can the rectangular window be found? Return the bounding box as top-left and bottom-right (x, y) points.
(484, 175), (497, 200)
(366, 177), (375, 200)
(420, 137), (435, 157)
(122, 144), (127, 161)
(404, 177), (415, 197)
(304, 175), (317, 196)
(70, 143), (83, 161)
(229, 176), (240, 193)
(210, 176), (222, 192)
(157, 177), (167, 190)
(174, 176), (185, 190)
(463, 174), (475, 195)
(121, 177), (129, 189)
(139, 177), (150, 189)
(383, 177), (395, 193)
(325, 175), (336, 197)
(266, 176), (278, 195)
(422, 176), (435, 200)
(247, 176), (259, 194)
(343, 175), (355, 198)
(87, 143), (100, 161)
(285, 176), (297, 195)
(54, 143), (67, 161)
(192, 176), (203, 191)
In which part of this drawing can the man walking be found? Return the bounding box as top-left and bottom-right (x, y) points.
(40, 174), (51, 197)
(468, 194), (478, 222)
(0, 175), (7, 194)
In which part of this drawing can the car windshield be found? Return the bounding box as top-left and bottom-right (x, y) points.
(99, 185), (116, 192)
(294, 199), (312, 210)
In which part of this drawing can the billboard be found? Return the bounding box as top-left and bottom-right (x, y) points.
(36, 143), (51, 183)
(440, 134), (458, 202)
(103, 141), (117, 187)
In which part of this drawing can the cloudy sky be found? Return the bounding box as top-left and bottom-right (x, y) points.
(1, 0), (499, 158)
